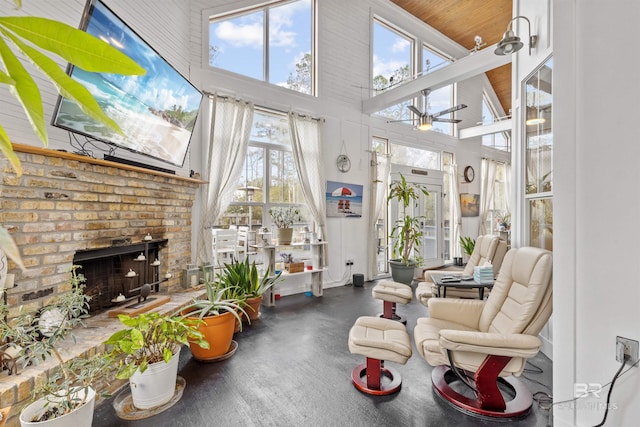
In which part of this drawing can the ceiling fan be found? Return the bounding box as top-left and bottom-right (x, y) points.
(388, 89), (468, 131)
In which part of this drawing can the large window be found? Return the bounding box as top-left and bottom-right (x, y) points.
(372, 19), (413, 121)
(482, 95), (511, 152)
(422, 45), (454, 135)
(371, 18), (457, 135)
(209, 0), (315, 95)
(524, 57), (553, 250)
(219, 109), (309, 230)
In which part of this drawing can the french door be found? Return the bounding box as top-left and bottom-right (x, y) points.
(389, 166), (445, 270)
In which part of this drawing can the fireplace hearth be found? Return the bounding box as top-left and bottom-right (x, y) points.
(73, 239), (168, 314)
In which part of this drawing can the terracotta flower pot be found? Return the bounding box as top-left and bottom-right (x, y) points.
(186, 311), (236, 361)
(242, 296), (263, 323)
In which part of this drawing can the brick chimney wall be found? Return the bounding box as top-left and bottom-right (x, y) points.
(1, 144), (203, 317)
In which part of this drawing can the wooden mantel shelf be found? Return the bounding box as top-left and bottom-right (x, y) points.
(11, 143), (207, 184)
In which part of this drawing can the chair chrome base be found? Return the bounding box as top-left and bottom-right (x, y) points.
(431, 363), (533, 420)
(351, 358), (402, 395)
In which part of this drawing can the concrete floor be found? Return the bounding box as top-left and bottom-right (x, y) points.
(93, 281), (553, 427)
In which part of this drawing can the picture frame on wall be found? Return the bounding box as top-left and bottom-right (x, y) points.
(460, 193), (480, 217)
(326, 181), (363, 218)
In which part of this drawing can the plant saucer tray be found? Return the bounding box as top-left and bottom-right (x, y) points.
(193, 340), (238, 363)
(113, 376), (185, 420)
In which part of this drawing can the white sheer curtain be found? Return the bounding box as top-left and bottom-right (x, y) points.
(367, 152), (391, 280)
(288, 112), (327, 243)
(504, 162), (512, 215)
(196, 95), (254, 264)
(479, 158), (498, 235)
(446, 163), (462, 258)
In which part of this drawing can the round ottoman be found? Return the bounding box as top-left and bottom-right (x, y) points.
(372, 280), (413, 324)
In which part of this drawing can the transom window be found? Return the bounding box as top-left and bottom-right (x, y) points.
(390, 144), (440, 170)
(209, 0), (315, 95)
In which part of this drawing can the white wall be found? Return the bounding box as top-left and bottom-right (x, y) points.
(552, 0), (640, 425)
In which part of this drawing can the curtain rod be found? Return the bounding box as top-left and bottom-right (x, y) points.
(202, 90), (324, 122)
(365, 150), (391, 157)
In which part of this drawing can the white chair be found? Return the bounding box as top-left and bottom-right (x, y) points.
(212, 229), (239, 267)
(235, 225), (258, 261)
(415, 235), (508, 305)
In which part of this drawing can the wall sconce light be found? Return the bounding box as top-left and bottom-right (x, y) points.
(494, 16), (538, 56)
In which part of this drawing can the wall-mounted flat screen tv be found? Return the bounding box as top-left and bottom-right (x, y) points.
(52, 0), (203, 167)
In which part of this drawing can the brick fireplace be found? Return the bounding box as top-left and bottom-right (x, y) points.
(1, 143), (204, 318)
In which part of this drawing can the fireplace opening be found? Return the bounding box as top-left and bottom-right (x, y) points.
(72, 239), (168, 314)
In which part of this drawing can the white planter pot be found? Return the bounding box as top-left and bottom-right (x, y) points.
(129, 346), (180, 409)
(20, 386), (95, 427)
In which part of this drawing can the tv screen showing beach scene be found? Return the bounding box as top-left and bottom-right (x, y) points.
(52, 0), (203, 167)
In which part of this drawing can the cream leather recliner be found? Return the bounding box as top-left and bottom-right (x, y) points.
(413, 246), (552, 419)
(415, 234), (508, 306)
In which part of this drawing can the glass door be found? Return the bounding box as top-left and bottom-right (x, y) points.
(419, 184), (443, 269)
(389, 167), (445, 271)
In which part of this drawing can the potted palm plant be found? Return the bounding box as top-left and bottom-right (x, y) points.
(217, 258), (282, 322)
(179, 279), (247, 361)
(104, 312), (207, 410)
(0, 266), (112, 427)
(268, 206), (302, 245)
(387, 174), (429, 284)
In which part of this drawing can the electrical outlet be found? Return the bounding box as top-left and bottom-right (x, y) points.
(616, 336), (639, 364)
(345, 259), (354, 266)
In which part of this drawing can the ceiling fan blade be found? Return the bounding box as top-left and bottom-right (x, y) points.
(432, 104), (468, 117)
(386, 119), (415, 124)
(432, 117), (462, 123)
(408, 105), (423, 117)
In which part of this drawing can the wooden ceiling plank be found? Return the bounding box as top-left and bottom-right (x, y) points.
(391, 0), (514, 113)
